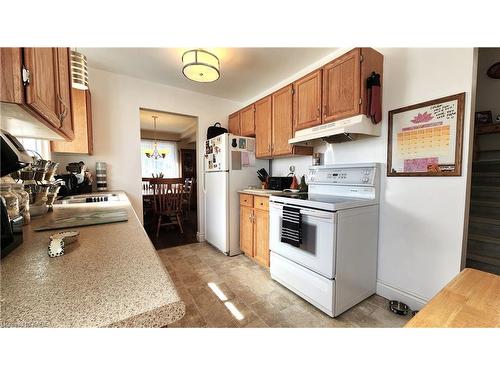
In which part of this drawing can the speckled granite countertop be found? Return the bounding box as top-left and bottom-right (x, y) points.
(0, 192), (185, 328)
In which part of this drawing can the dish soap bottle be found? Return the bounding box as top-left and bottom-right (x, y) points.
(299, 175), (308, 192)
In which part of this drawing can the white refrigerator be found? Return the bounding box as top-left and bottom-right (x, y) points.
(204, 133), (268, 256)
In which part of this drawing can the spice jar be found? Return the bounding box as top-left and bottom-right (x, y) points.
(0, 184), (20, 220)
(11, 183), (30, 224)
(312, 153), (321, 166)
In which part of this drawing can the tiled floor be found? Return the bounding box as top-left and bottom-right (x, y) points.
(159, 242), (411, 328)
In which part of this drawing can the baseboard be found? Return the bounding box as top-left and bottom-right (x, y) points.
(376, 280), (428, 311)
(196, 232), (205, 242)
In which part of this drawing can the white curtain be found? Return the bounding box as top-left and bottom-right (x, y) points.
(140, 139), (179, 178)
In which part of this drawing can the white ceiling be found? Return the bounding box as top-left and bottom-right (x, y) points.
(80, 48), (336, 102)
(140, 108), (197, 135)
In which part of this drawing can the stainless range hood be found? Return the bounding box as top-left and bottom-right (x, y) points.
(289, 115), (381, 144)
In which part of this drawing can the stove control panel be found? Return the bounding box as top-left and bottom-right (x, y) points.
(308, 165), (376, 186)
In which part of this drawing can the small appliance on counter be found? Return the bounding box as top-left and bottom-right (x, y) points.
(267, 176), (293, 191)
(56, 161), (93, 197)
(1, 130), (32, 259)
(10, 149), (63, 214)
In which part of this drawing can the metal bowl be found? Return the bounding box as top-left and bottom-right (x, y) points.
(389, 300), (411, 315)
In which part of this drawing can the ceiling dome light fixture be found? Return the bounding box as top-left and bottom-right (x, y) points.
(182, 49), (220, 83)
(70, 50), (89, 90)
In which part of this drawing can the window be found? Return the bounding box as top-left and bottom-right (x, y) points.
(140, 139), (179, 178)
(17, 137), (50, 160)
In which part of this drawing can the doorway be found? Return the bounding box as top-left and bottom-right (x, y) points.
(139, 108), (199, 249)
(466, 48), (500, 275)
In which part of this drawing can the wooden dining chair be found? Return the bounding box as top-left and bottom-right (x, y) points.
(152, 182), (184, 237)
(182, 178), (195, 217)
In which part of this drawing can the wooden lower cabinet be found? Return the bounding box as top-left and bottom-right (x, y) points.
(239, 194), (270, 267)
(253, 208), (270, 267)
(239, 205), (254, 257)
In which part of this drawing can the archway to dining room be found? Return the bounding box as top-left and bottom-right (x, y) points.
(139, 108), (198, 249)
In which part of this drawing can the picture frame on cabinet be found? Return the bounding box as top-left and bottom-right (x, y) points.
(387, 92), (465, 177)
(475, 110), (493, 126)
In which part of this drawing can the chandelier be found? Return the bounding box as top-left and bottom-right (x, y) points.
(145, 115), (167, 159)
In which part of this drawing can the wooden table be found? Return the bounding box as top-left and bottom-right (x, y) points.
(405, 268), (500, 328)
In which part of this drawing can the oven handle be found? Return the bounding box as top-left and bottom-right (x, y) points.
(270, 202), (335, 220)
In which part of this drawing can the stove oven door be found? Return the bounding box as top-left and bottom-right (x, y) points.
(269, 201), (336, 279)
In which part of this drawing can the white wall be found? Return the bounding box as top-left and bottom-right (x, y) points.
(52, 67), (241, 237)
(249, 48), (477, 309)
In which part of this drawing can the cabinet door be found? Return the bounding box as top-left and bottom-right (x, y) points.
(253, 208), (269, 267)
(240, 206), (254, 256)
(0, 48), (24, 103)
(23, 48), (62, 129)
(228, 111), (240, 135)
(322, 48), (361, 123)
(293, 69), (322, 131)
(51, 89), (92, 154)
(272, 84), (293, 156)
(254, 95), (272, 158)
(240, 104), (255, 136)
(56, 48), (74, 139)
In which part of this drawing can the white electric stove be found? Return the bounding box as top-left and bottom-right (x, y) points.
(269, 163), (380, 317)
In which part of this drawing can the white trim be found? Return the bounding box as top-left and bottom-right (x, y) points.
(376, 280), (428, 311)
(196, 232), (205, 242)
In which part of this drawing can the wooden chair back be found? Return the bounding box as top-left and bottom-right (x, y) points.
(152, 182), (184, 214)
(184, 178), (195, 198)
(142, 180), (151, 195)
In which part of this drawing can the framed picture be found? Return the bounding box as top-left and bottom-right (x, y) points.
(475, 110), (493, 125)
(387, 92), (465, 177)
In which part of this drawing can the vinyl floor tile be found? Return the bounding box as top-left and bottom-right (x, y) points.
(160, 243), (411, 328)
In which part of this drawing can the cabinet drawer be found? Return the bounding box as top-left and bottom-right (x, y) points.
(240, 193), (254, 207)
(254, 196), (269, 211)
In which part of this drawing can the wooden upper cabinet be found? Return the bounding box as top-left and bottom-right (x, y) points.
(23, 48), (62, 129)
(272, 85), (294, 156)
(0, 48), (24, 104)
(228, 111), (240, 135)
(322, 48), (361, 123)
(51, 89), (93, 154)
(254, 96), (272, 158)
(240, 104), (255, 136)
(12, 47), (75, 141)
(293, 69), (322, 131)
(55, 48), (74, 139)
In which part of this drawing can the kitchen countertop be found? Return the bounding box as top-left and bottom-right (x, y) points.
(0, 192), (185, 328)
(238, 189), (296, 197)
(405, 268), (500, 328)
